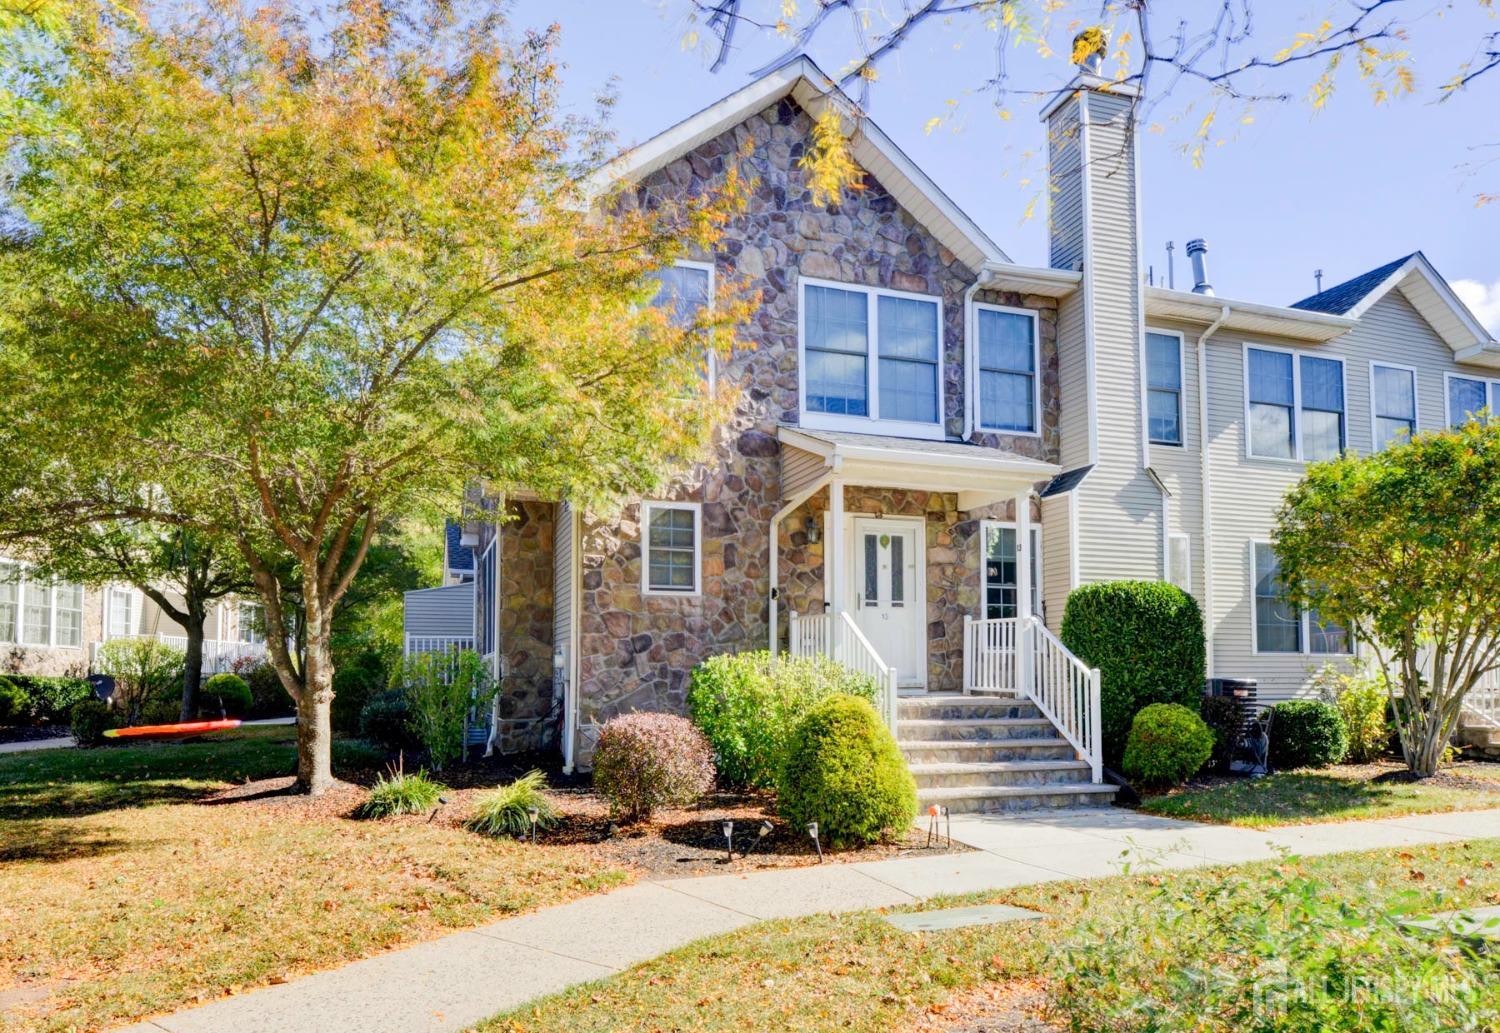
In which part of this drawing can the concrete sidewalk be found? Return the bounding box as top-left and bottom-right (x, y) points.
(114, 806), (1500, 1033)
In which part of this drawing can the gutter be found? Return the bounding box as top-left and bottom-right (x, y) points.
(962, 270), (996, 440)
(1197, 304), (1230, 679)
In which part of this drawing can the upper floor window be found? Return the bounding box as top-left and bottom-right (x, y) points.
(641, 501), (701, 596)
(1146, 330), (1183, 445)
(650, 261), (715, 391)
(107, 586), (138, 639)
(1251, 542), (1350, 655)
(975, 305), (1038, 435)
(1446, 373), (1498, 428)
(1246, 347), (1344, 462)
(1370, 363), (1417, 451)
(0, 561), (82, 649)
(237, 601), (266, 644)
(799, 279), (943, 439)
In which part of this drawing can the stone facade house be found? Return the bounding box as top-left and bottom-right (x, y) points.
(409, 56), (1497, 806)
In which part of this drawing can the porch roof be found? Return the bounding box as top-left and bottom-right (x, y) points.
(777, 427), (1059, 510)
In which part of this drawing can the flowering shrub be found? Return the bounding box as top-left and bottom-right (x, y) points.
(591, 712), (715, 822)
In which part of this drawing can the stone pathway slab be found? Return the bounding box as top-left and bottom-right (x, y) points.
(884, 903), (1044, 933)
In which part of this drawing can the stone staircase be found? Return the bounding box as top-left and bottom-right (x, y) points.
(899, 693), (1118, 814)
(1458, 714), (1500, 760)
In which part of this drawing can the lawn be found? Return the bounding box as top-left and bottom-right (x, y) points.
(0, 727), (631, 1033)
(1139, 760), (1500, 827)
(476, 837), (1500, 1033)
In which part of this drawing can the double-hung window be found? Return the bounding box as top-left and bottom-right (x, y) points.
(641, 501), (701, 596)
(801, 279), (943, 438)
(1252, 542), (1350, 655)
(238, 601), (266, 644)
(1370, 363), (1417, 451)
(1246, 347), (1345, 461)
(975, 305), (1039, 434)
(1146, 330), (1183, 445)
(0, 563), (83, 649)
(0, 563), (17, 643)
(1446, 373), (1499, 428)
(650, 261), (715, 392)
(107, 587), (138, 639)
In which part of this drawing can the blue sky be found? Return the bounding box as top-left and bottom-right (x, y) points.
(508, 0), (1499, 331)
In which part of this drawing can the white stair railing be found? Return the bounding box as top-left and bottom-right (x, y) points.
(962, 616), (1019, 693)
(1464, 674), (1500, 729)
(1026, 616), (1103, 783)
(788, 610), (900, 732)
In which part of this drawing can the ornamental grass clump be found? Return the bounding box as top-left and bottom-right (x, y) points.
(468, 770), (557, 838)
(592, 712), (715, 823)
(354, 763), (446, 819)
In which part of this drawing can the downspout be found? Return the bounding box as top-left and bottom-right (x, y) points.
(769, 471), (834, 657)
(1197, 305), (1230, 679)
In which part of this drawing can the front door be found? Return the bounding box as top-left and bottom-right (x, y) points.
(850, 518), (925, 688)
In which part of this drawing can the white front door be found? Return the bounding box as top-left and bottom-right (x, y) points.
(850, 517), (925, 688)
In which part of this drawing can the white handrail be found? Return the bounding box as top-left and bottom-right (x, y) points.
(962, 615), (1019, 693)
(1026, 616), (1103, 783)
(788, 610), (900, 732)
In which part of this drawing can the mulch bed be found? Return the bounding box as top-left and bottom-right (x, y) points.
(0, 724), (71, 745)
(200, 748), (966, 877)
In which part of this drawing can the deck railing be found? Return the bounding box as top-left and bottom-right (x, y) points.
(93, 634), (267, 674)
(403, 635), (476, 658)
(1465, 679), (1500, 728)
(963, 614), (1102, 783)
(788, 610), (900, 731)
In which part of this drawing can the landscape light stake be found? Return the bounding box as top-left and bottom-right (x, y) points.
(806, 821), (823, 862)
(429, 795), (449, 825)
(925, 805), (950, 848)
(527, 805), (541, 844)
(721, 819), (735, 862)
(741, 819), (774, 859)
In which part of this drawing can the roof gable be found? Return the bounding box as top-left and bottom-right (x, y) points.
(582, 56), (1008, 271)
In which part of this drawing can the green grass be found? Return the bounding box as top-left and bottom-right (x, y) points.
(0, 726), (630, 1033)
(1140, 765), (1500, 827)
(474, 838), (1500, 1033)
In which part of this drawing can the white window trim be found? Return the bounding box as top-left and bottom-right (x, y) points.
(1145, 328), (1186, 447)
(797, 275), (946, 441)
(668, 259), (717, 395)
(1442, 370), (1500, 428)
(106, 585), (140, 641)
(972, 302), (1042, 438)
(0, 560), (83, 650)
(978, 520), (1042, 618)
(237, 599), (266, 645)
(641, 501), (702, 598)
(1242, 342), (1348, 464)
(1166, 532), (1191, 592)
(1368, 360), (1420, 452)
(1248, 540), (1354, 657)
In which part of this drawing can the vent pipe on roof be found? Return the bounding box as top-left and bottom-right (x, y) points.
(1072, 30), (1106, 74)
(1186, 238), (1214, 296)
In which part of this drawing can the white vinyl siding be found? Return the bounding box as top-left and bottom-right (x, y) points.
(1245, 345), (1345, 462)
(1445, 371), (1499, 428)
(1146, 330), (1183, 445)
(975, 305), (1039, 435)
(1370, 362), (1418, 450)
(1167, 533), (1191, 593)
(798, 278), (944, 440)
(641, 501), (701, 596)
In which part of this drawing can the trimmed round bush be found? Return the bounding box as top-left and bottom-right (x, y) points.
(0, 678), (30, 725)
(687, 650), (879, 789)
(1060, 581), (1206, 766)
(199, 673), (253, 718)
(70, 698), (115, 747)
(592, 712), (715, 822)
(1122, 703), (1214, 785)
(1270, 699), (1349, 770)
(777, 694), (917, 849)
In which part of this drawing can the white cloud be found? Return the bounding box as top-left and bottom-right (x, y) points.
(1453, 277), (1500, 336)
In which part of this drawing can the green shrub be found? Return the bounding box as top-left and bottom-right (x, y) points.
(331, 648), (389, 734)
(467, 770), (557, 838)
(95, 637), (185, 724)
(1312, 662), (1389, 764)
(199, 673), (253, 718)
(140, 696), (181, 725)
(1198, 695), (1243, 774)
(69, 697), (114, 747)
(332, 739), (388, 773)
(0, 678), (30, 725)
(1270, 699), (1349, 770)
(592, 712), (716, 822)
(15, 676), (93, 723)
(359, 690), (420, 752)
(353, 764), (446, 819)
(238, 661), (294, 718)
(1122, 703), (1214, 786)
(687, 650), (880, 789)
(1060, 581), (1206, 766)
(777, 694), (916, 849)
(400, 650), (496, 770)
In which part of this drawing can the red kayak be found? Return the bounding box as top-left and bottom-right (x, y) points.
(104, 719), (242, 739)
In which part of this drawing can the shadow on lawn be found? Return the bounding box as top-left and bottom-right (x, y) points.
(1163, 773), (1399, 822)
(0, 820), (139, 863)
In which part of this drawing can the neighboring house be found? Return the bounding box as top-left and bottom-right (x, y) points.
(442, 519), (475, 586)
(407, 53), (1496, 809)
(0, 554), (269, 678)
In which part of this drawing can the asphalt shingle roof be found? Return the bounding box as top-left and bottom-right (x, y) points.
(1289, 253), (1416, 315)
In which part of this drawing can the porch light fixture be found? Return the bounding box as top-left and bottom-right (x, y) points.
(721, 819), (735, 862)
(806, 821), (823, 863)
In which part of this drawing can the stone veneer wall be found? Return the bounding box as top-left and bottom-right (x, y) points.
(495, 500), (556, 753)
(557, 97), (1059, 763)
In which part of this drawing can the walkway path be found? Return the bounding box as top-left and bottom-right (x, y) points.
(115, 806), (1500, 1033)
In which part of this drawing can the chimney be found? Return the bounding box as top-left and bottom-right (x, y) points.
(1186, 238), (1214, 296)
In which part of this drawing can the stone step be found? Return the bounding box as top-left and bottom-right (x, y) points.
(1459, 724), (1500, 748)
(898, 697), (1040, 722)
(899, 738), (1078, 764)
(897, 717), (1057, 742)
(909, 759), (1093, 790)
(918, 783), (1119, 815)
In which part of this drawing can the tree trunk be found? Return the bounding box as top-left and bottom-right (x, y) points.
(180, 614), (207, 722)
(294, 592), (337, 796)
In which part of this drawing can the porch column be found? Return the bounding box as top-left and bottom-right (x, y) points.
(827, 478), (844, 615)
(1015, 488), (1034, 696)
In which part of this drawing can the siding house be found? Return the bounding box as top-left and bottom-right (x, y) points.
(411, 55), (1496, 811)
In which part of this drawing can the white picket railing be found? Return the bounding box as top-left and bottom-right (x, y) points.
(93, 634), (267, 674)
(962, 614), (1102, 783)
(788, 610), (900, 732)
(1465, 680), (1500, 728)
(403, 635), (476, 658)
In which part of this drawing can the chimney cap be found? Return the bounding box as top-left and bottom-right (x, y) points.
(1071, 28), (1108, 74)
(1186, 238), (1208, 256)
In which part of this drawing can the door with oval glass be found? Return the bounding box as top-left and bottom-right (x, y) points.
(849, 517), (925, 689)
